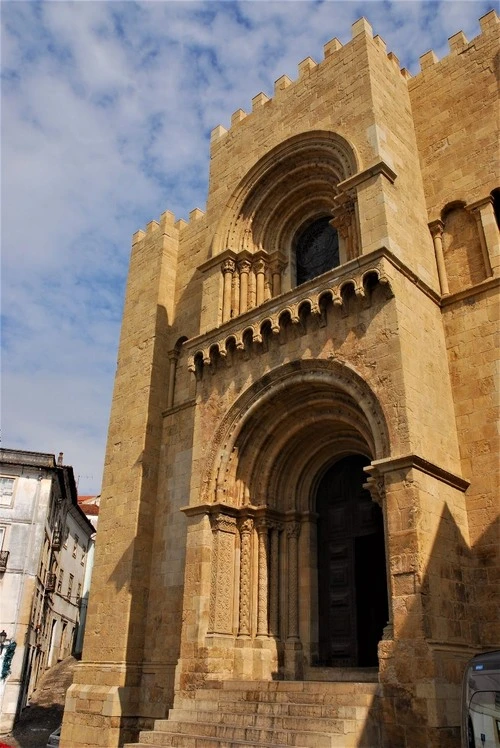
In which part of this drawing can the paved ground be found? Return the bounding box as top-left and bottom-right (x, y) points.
(0, 657), (77, 748)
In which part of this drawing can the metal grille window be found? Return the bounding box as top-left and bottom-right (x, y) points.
(295, 217), (339, 286)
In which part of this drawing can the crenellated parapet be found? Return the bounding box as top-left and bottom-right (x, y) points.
(209, 16), (414, 148)
(187, 248), (399, 376)
(416, 9), (498, 75)
(131, 205), (206, 242)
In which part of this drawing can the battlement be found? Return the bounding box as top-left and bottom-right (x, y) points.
(416, 9), (498, 74)
(210, 9), (498, 146)
(132, 206), (206, 243)
(210, 16), (412, 146)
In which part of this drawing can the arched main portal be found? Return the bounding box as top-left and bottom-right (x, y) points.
(316, 454), (388, 668)
(194, 361), (392, 681)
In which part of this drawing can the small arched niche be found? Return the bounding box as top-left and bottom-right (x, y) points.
(441, 202), (486, 292)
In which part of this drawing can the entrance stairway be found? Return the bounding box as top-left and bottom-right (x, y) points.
(126, 674), (383, 748)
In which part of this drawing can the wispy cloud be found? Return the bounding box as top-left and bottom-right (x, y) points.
(1, 0), (492, 492)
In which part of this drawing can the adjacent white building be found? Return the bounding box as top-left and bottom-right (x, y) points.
(0, 449), (95, 732)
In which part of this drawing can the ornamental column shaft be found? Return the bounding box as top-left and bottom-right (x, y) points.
(238, 260), (251, 314)
(222, 259), (235, 322)
(256, 519), (269, 638)
(238, 518), (253, 638)
(429, 220), (449, 295)
(166, 350), (178, 409)
(286, 521), (300, 641)
(269, 525), (281, 637)
(255, 259), (266, 306)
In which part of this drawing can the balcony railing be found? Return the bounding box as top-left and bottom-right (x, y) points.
(0, 550), (9, 571)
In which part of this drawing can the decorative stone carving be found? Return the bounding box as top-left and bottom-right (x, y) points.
(363, 473), (386, 507)
(237, 517), (253, 637)
(208, 512), (237, 634)
(256, 518), (270, 638)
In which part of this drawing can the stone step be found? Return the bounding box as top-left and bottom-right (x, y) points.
(138, 718), (368, 747)
(131, 729), (369, 748)
(168, 700), (370, 720)
(216, 680), (380, 694)
(162, 710), (368, 733)
(303, 667), (378, 682)
(174, 682), (380, 708)
(126, 739), (293, 748)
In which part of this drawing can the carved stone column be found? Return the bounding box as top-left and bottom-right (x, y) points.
(221, 259), (236, 322)
(270, 257), (285, 297)
(208, 512), (237, 635)
(286, 521), (300, 641)
(254, 259), (267, 306)
(429, 220), (449, 295)
(238, 259), (251, 314)
(166, 348), (179, 409)
(256, 519), (269, 638)
(269, 524), (282, 638)
(237, 517), (253, 638)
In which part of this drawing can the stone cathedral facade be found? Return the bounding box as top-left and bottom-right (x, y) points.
(61, 12), (499, 748)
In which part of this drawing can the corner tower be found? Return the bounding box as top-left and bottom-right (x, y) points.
(62, 12), (499, 748)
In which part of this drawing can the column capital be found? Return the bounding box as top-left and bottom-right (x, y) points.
(238, 259), (252, 274)
(253, 258), (267, 275)
(428, 219), (444, 238)
(221, 258), (236, 274)
(363, 472), (385, 507)
(286, 521), (301, 539)
(238, 516), (254, 535)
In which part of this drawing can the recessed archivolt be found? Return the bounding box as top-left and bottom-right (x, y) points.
(211, 131), (359, 258)
(200, 360), (390, 509)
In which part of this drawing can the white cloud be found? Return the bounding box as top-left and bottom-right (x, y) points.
(1, 0), (493, 493)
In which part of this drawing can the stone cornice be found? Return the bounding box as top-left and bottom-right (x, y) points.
(440, 275), (499, 307)
(367, 453), (469, 492)
(337, 160), (397, 194)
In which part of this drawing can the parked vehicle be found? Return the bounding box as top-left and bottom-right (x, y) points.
(46, 725), (61, 747)
(462, 651), (500, 748)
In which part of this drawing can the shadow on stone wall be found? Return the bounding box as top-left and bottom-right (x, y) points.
(357, 506), (499, 748)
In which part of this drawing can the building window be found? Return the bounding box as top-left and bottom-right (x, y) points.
(0, 477), (15, 506)
(295, 216), (339, 286)
(57, 569), (64, 593)
(68, 574), (74, 599)
(76, 583), (82, 604)
(72, 535), (79, 558)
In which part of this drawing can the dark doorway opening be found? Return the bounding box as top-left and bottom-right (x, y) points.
(316, 454), (388, 667)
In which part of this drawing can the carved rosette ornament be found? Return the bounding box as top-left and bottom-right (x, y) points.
(237, 517), (253, 637)
(286, 521), (301, 641)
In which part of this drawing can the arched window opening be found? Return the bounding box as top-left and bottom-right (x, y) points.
(295, 216), (339, 286)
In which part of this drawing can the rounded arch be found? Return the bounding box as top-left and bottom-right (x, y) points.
(211, 131), (359, 260)
(201, 359), (390, 510)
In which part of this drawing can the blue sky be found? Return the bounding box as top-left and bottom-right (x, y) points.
(1, 0), (493, 494)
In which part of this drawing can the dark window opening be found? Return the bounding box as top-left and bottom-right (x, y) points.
(491, 189), (500, 230)
(295, 216), (339, 286)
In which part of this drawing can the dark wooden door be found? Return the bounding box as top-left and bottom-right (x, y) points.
(317, 455), (388, 667)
